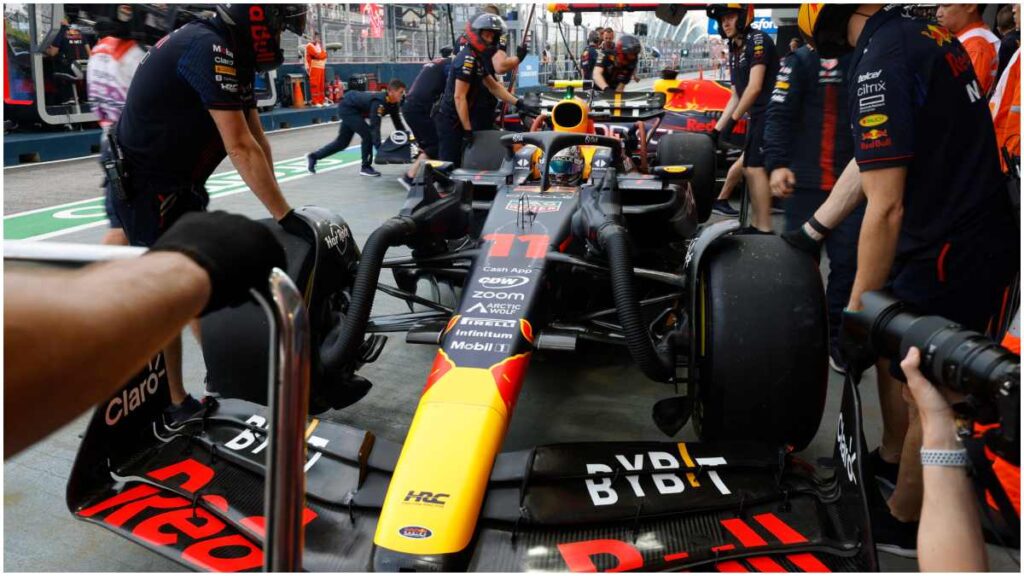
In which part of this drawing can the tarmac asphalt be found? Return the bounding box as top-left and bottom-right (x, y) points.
(3, 94), (1020, 571)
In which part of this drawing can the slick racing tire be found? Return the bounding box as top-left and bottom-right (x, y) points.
(656, 132), (715, 223)
(692, 233), (828, 450)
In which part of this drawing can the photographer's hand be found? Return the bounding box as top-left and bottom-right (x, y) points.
(901, 347), (959, 448)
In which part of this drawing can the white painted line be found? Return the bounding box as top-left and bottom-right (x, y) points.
(28, 158), (363, 241)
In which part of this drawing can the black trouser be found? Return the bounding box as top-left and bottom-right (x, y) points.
(403, 102), (439, 159)
(435, 113), (466, 168)
(783, 187), (865, 354)
(311, 112), (373, 167)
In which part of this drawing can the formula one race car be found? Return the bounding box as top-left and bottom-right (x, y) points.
(60, 83), (877, 572)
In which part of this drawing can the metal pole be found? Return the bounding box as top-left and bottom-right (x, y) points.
(261, 268), (312, 572)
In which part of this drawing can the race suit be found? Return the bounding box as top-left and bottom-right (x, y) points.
(115, 18), (255, 246)
(87, 36), (145, 229)
(764, 46), (860, 355)
(311, 90), (405, 168)
(304, 40), (328, 105)
(849, 5), (1017, 364)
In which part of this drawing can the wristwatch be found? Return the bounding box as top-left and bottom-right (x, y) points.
(920, 448), (969, 467)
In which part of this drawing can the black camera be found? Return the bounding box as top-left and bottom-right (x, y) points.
(849, 291), (1019, 463)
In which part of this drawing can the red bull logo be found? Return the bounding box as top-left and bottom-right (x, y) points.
(921, 24), (953, 47)
(862, 129), (889, 141)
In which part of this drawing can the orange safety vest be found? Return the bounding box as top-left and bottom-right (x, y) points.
(304, 42), (328, 105)
(958, 21), (1000, 97)
(990, 48), (1020, 173)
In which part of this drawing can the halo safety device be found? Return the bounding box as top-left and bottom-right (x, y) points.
(216, 4), (307, 72)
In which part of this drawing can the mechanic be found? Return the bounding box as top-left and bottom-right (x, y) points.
(795, 4), (1019, 556)
(707, 4), (779, 233)
(86, 5), (147, 247)
(991, 4), (1021, 174)
(937, 4), (1000, 97)
(592, 34), (642, 93)
(4, 211), (285, 459)
(580, 30), (602, 84)
(399, 46), (454, 189)
(602, 27), (616, 52)
(303, 30), (327, 107)
(113, 4), (305, 426)
(764, 41), (860, 374)
(997, 4), (1020, 79)
(435, 13), (529, 168)
(470, 5), (529, 131)
(46, 16), (91, 106)
(307, 79), (407, 177)
(711, 155), (744, 217)
(788, 36), (803, 56)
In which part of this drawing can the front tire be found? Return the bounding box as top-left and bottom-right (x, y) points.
(692, 234), (828, 450)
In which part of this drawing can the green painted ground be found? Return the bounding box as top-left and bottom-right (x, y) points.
(3, 148), (361, 241)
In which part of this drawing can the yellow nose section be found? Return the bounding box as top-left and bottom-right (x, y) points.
(373, 352), (530, 554)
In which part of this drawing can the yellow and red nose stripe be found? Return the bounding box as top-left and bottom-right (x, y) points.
(375, 349), (533, 554)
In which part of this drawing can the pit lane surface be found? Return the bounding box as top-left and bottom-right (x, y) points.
(4, 88), (1018, 572)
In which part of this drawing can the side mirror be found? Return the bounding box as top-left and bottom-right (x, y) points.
(652, 165), (694, 181)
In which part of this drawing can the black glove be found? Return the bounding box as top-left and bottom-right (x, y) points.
(781, 226), (822, 263)
(516, 43), (529, 61)
(462, 131), (474, 149)
(278, 208), (316, 245)
(714, 117), (737, 152)
(151, 211), (287, 315)
(603, 86), (618, 96)
(515, 97), (537, 115)
(840, 308), (877, 380)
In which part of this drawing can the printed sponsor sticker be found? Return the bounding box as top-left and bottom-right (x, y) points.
(399, 526), (433, 539)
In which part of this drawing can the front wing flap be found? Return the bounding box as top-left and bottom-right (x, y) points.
(68, 398), (870, 572)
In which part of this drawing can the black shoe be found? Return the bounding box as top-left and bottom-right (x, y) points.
(871, 503), (919, 558)
(711, 199), (739, 217)
(868, 448), (900, 500)
(398, 174), (414, 190)
(829, 344), (847, 375)
(771, 198), (785, 214)
(306, 153), (317, 174)
(163, 394), (204, 428)
(360, 165), (382, 177)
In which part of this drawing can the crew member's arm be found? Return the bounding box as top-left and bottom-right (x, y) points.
(368, 100), (387, 150)
(491, 49), (520, 74)
(483, 74), (520, 106)
(246, 107), (274, 168)
(211, 110), (290, 219)
(901, 347), (988, 572)
(808, 158), (866, 228)
(4, 253), (209, 456)
(592, 51), (613, 90)
(454, 79), (473, 131)
(731, 63), (766, 121)
(389, 102), (406, 133)
(847, 166), (905, 310)
(765, 53), (803, 196)
(715, 92), (740, 132)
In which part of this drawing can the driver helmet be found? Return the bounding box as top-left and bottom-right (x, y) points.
(216, 4), (307, 72)
(616, 34), (642, 64)
(706, 4), (755, 39)
(797, 3), (860, 58)
(465, 13), (507, 54)
(543, 146), (585, 186)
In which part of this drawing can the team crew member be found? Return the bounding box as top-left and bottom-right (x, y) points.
(114, 4), (306, 425)
(304, 31), (327, 106)
(593, 34), (641, 93)
(400, 47), (454, 188)
(764, 43), (859, 372)
(435, 13), (528, 167)
(707, 4), (779, 232)
(87, 5), (147, 246)
(997, 4), (1020, 79)
(799, 4), (1019, 555)
(470, 5), (528, 131)
(307, 79), (407, 177)
(580, 30), (602, 81)
(937, 4), (1000, 96)
(602, 27), (615, 51)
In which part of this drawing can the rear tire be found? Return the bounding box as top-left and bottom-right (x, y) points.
(656, 132), (716, 222)
(692, 234), (828, 450)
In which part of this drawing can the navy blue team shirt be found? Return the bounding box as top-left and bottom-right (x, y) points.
(849, 5), (1007, 257)
(729, 28), (779, 115)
